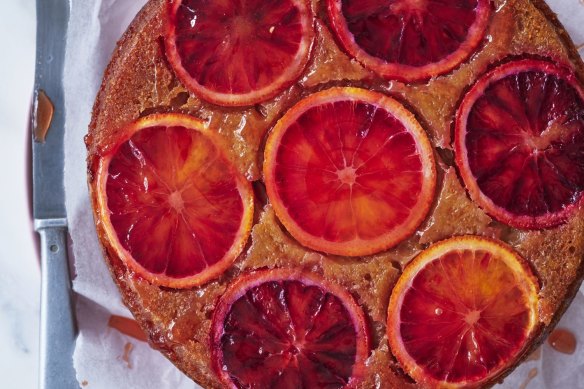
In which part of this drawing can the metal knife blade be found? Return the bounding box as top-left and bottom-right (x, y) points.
(31, 0), (78, 388)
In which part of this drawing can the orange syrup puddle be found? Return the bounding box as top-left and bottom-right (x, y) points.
(120, 342), (134, 369)
(107, 315), (148, 342)
(547, 328), (577, 355)
(518, 367), (538, 389)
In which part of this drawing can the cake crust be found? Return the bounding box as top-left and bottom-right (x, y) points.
(86, 0), (584, 387)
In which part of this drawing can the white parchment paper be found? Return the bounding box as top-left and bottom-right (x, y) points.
(63, 0), (584, 388)
(64, 0), (197, 387)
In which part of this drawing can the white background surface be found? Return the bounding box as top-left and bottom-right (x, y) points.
(0, 1), (583, 389)
(0, 0), (39, 389)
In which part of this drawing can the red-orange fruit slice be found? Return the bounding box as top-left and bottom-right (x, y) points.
(455, 59), (584, 229)
(95, 113), (254, 288)
(326, 0), (491, 82)
(387, 236), (539, 387)
(165, 0), (314, 107)
(211, 268), (370, 388)
(263, 87), (436, 256)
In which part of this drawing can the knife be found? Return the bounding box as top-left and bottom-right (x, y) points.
(31, 0), (78, 388)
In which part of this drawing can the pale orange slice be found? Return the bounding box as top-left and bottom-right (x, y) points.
(387, 236), (539, 387)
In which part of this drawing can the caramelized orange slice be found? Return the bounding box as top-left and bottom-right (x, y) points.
(326, 0), (491, 82)
(264, 87), (436, 256)
(387, 236), (539, 387)
(95, 113), (254, 288)
(455, 59), (584, 229)
(165, 0), (314, 106)
(211, 268), (370, 388)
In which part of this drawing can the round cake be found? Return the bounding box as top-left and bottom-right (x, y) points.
(86, 0), (584, 387)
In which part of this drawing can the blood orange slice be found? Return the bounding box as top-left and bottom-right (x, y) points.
(95, 113), (254, 288)
(387, 236), (539, 387)
(455, 59), (584, 229)
(263, 87), (436, 256)
(326, 0), (491, 82)
(211, 268), (370, 388)
(165, 0), (314, 106)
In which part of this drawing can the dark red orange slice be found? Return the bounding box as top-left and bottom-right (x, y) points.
(263, 87), (436, 256)
(455, 59), (584, 229)
(387, 236), (539, 387)
(211, 268), (370, 388)
(95, 113), (254, 288)
(326, 0), (491, 82)
(165, 0), (314, 106)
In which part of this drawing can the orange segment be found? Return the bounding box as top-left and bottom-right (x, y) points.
(263, 87), (436, 256)
(165, 0), (314, 106)
(95, 113), (254, 288)
(387, 236), (539, 387)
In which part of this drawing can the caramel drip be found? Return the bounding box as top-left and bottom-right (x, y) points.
(107, 315), (148, 342)
(121, 342), (134, 369)
(518, 368), (538, 389)
(32, 90), (54, 143)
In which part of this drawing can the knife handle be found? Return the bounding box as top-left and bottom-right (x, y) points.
(37, 221), (79, 389)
